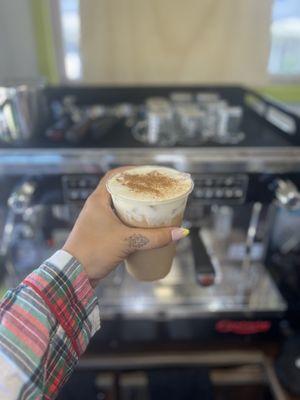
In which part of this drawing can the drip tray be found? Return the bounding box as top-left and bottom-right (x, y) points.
(96, 239), (286, 320)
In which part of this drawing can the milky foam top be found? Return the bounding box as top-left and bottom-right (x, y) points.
(106, 165), (193, 202)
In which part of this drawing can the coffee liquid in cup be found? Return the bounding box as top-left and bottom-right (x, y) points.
(107, 166), (193, 281)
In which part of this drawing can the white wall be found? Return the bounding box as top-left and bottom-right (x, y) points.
(0, 0), (39, 83)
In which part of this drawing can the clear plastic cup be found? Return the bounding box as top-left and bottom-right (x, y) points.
(107, 166), (194, 281)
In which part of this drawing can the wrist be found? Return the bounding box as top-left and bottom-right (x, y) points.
(62, 244), (99, 288)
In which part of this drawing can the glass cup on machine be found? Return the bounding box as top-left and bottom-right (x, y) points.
(169, 92), (206, 144)
(202, 100), (228, 140)
(133, 97), (178, 146)
(196, 92), (220, 104)
(175, 104), (206, 144)
(170, 92), (194, 104)
(215, 106), (244, 144)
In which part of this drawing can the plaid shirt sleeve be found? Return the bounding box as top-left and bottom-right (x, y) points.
(0, 250), (100, 400)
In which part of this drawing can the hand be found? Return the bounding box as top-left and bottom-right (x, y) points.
(63, 167), (189, 287)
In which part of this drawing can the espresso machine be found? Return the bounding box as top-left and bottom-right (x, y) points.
(1, 85), (300, 396)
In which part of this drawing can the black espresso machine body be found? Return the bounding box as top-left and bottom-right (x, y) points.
(1, 85), (300, 349)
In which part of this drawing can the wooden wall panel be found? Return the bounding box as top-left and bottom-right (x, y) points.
(80, 0), (272, 85)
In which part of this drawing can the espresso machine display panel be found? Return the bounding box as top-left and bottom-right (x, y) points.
(59, 173), (249, 205)
(191, 174), (248, 203)
(62, 174), (100, 203)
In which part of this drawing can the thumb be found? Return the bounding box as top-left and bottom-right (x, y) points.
(125, 226), (190, 252)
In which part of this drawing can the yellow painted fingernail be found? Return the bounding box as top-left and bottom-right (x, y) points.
(182, 228), (190, 237)
(171, 228), (189, 241)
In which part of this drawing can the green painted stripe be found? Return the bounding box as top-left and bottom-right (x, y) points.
(258, 85), (300, 103)
(30, 0), (59, 83)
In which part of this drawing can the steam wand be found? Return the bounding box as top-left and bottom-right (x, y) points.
(241, 202), (263, 302)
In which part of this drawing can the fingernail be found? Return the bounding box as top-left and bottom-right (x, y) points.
(171, 228), (190, 241)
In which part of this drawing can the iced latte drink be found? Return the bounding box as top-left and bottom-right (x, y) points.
(106, 166), (193, 281)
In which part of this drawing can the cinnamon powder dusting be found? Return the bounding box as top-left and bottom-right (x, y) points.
(117, 170), (179, 197)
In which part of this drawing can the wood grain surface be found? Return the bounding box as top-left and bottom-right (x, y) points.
(80, 0), (272, 85)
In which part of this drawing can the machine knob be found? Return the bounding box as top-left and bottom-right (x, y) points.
(1, 180), (36, 258)
(275, 179), (300, 211)
(7, 180), (37, 214)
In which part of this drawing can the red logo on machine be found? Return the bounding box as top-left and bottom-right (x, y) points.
(215, 320), (271, 335)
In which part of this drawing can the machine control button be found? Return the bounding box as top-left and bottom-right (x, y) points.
(194, 188), (204, 198)
(69, 189), (80, 201)
(233, 188), (243, 198)
(215, 189), (224, 198)
(225, 189), (233, 198)
(78, 179), (88, 188)
(67, 179), (78, 188)
(224, 177), (234, 186)
(205, 178), (213, 186)
(204, 189), (213, 198)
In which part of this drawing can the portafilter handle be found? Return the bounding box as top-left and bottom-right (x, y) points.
(190, 227), (216, 287)
(275, 179), (300, 211)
